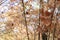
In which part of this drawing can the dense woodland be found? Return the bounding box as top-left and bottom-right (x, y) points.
(0, 0), (60, 40)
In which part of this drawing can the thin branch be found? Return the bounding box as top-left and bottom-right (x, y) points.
(0, 0), (7, 5)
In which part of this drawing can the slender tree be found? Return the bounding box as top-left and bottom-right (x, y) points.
(53, 0), (57, 40)
(38, 0), (42, 40)
(22, 0), (29, 40)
